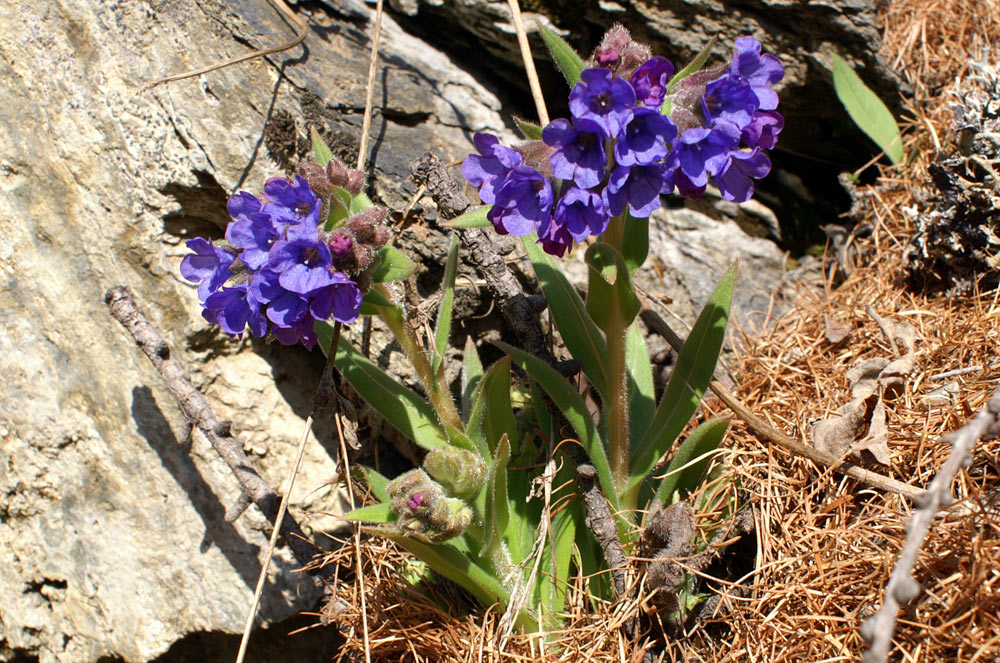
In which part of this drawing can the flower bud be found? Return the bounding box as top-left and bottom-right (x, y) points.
(424, 447), (487, 500)
(387, 468), (471, 541)
(594, 48), (619, 67)
(347, 206), (389, 245)
(326, 157), (366, 195)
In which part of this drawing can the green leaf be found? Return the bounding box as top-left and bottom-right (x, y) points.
(466, 357), (516, 459)
(382, 533), (522, 626)
(832, 54), (903, 164)
(482, 434), (511, 569)
(626, 324), (656, 446)
(522, 237), (609, 398)
(343, 502), (393, 523)
(362, 466), (391, 503)
(371, 245), (416, 283)
(628, 262), (735, 497)
(537, 457), (577, 627)
(653, 417), (730, 505)
(667, 36), (718, 94)
(323, 333), (448, 452)
(499, 342), (619, 513)
(433, 234), (461, 374)
(350, 191), (373, 214)
(461, 335), (484, 423)
(584, 243), (641, 334)
(621, 210), (649, 274)
(538, 23), (585, 87)
(360, 288), (397, 316)
(442, 205), (493, 229)
(311, 126), (334, 166)
(515, 117), (544, 140)
(327, 186), (353, 229)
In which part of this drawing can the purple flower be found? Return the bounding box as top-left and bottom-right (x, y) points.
(553, 187), (610, 241)
(715, 148), (772, 202)
(670, 122), (741, 188)
(487, 166), (553, 236)
(569, 68), (636, 138)
(309, 272), (363, 324)
(181, 238), (235, 301)
(225, 211), (281, 270)
(729, 37), (784, 111)
(702, 75), (759, 130)
(202, 285), (267, 338)
(536, 216), (574, 258)
(462, 132), (524, 205)
(268, 222), (335, 294)
(630, 56), (674, 107)
(603, 163), (671, 218)
(250, 269), (309, 328)
(228, 191), (263, 218)
(262, 176), (322, 227)
(614, 107), (677, 167)
(741, 111), (784, 150)
(543, 117), (608, 188)
(271, 316), (319, 349)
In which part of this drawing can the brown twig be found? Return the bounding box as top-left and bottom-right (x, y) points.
(409, 152), (571, 373)
(638, 302), (924, 500)
(104, 286), (335, 583)
(576, 464), (630, 599)
(142, 0), (309, 92)
(860, 386), (1000, 663)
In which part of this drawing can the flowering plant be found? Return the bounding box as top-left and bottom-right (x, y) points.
(180, 24), (783, 633)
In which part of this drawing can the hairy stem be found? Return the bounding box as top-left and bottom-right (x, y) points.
(372, 283), (464, 432)
(603, 218), (630, 498)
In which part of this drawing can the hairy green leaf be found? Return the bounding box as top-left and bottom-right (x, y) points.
(621, 210), (649, 274)
(442, 205), (493, 229)
(653, 417), (730, 505)
(585, 243), (641, 334)
(832, 54), (903, 164)
(538, 22), (585, 87)
(371, 245), (416, 283)
(311, 126), (334, 166)
(667, 36), (718, 94)
(434, 234), (461, 374)
(461, 335), (484, 423)
(628, 262), (735, 498)
(343, 502), (393, 523)
(522, 237), (609, 397)
(515, 117), (544, 140)
(499, 342), (619, 513)
(626, 324), (656, 446)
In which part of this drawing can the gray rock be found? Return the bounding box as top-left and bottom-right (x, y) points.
(0, 1), (796, 662)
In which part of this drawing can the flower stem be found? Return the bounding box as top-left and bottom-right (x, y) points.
(603, 218), (630, 499)
(372, 283), (464, 433)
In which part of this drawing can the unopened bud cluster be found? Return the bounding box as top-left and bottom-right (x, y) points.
(387, 447), (488, 541)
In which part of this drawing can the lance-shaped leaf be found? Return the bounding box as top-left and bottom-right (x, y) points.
(666, 36), (718, 95)
(382, 533), (522, 626)
(626, 324), (656, 445)
(362, 466), (391, 503)
(372, 245), (416, 283)
(326, 186), (352, 230)
(342, 502), (393, 523)
(621, 210), (649, 275)
(537, 457), (577, 626)
(585, 243), (641, 334)
(832, 54), (903, 164)
(311, 127), (334, 166)
(442, 205), (493, 229)
(433, 234), (461, 375)
(359, 287), (397, 316)
(522, 237), (609, 397)
(461, 335), (484, 422)
(322, 332), (449, 452)
(481, 434), (511, 572)
(515, 117), (544, 140)
(499, 342), (619, 513)
(628, 262), (735, 495)
(653, 417), (730, 505)
(538, 22), (585, 87)
(466, 357), (516, 460)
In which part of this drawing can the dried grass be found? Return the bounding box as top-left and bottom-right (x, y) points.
(321, 1), (1000, 660)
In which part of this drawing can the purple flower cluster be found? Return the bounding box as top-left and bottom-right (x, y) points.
(462, 35), (784, 257)
(181, 175), (366, 349)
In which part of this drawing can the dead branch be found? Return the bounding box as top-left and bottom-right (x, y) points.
(860, 386), (1000, 663)
(105, 285), (336, 585)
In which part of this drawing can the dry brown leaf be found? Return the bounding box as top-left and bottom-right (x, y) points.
(824, 314), (853, 344)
